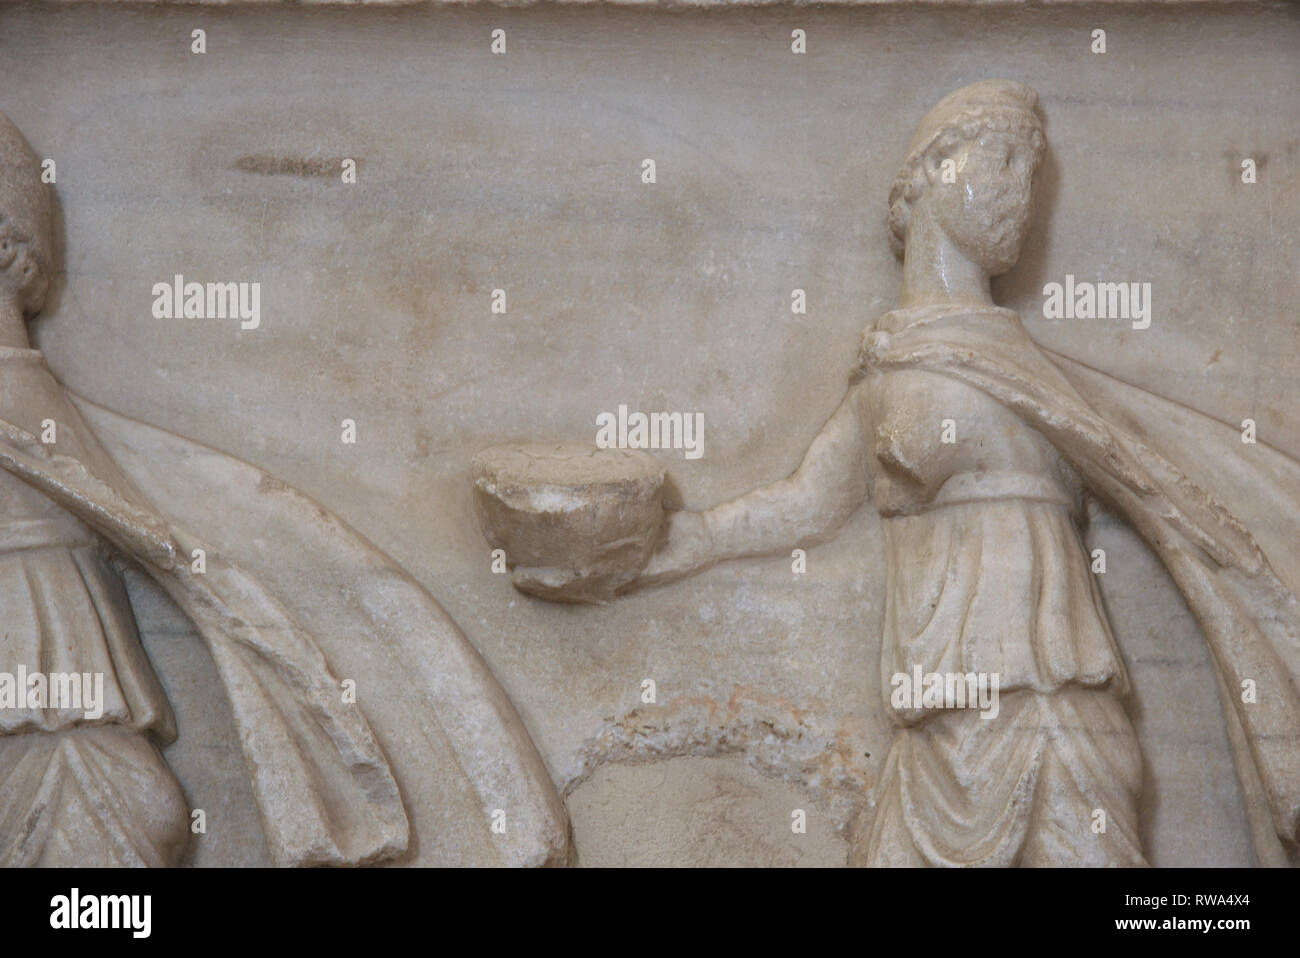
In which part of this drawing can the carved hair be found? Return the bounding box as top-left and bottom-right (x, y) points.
(887, 82), (1046, 258)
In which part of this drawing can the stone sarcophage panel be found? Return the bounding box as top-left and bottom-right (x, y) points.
(0, 0), (1296, 869)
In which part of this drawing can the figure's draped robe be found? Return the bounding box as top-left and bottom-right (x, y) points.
(855, 303), (1300, 867)
(856, 305), (1144, 867)
(0, 347), (186, 866)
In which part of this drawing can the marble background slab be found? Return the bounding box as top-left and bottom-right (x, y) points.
(1, 0), (1295, 865)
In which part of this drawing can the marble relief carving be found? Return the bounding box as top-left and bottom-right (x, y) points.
(0, 6), (1294, 872)
(0, 112), (570, 867)
(473, 80), (1300, 867)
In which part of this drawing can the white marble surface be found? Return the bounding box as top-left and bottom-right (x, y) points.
(1, 1), (1295, 865)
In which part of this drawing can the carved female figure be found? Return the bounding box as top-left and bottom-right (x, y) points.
(629, 81), (1140, 865)
(621, 80), (1300, 866)
(0, 114), (188, 865)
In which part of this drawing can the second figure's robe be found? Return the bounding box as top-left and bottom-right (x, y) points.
(859, 304), (1300, 866)
(857, 305), (1143, 866)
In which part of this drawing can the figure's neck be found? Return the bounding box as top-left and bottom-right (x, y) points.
(0, 300), (30, 350)
(899, 204), (995, 309)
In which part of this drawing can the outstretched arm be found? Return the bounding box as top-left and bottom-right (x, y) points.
(636, 384), (871, 588)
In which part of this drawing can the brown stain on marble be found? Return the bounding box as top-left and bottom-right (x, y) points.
(574, 682), (874, 801)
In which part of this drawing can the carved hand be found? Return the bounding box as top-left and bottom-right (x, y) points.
(634, 509), (714, 590)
